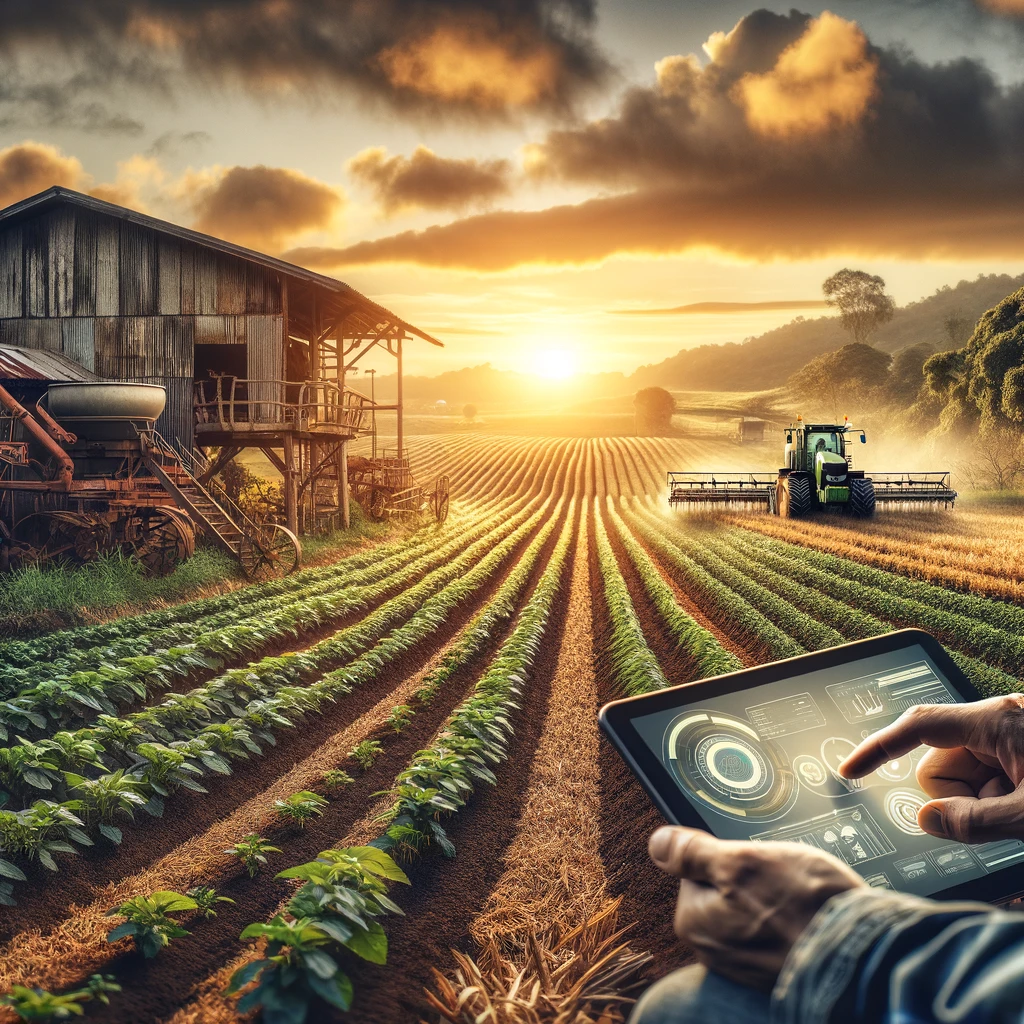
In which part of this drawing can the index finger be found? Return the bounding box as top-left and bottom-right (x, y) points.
(839, 703), (988, 779)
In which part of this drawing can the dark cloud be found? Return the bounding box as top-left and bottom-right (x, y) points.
(146, 130), (212, 158)
(0, 70), (144, 135)
(347, 146), (512, 215)
(184, 165), (345, 252)
(0, 1), (608, 117)
(291, 9), (1024, 271)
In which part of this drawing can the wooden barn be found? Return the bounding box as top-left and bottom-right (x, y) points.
(0, 186), (441, 536)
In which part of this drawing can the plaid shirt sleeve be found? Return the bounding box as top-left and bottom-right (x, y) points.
(770, 888), (1024, 1024)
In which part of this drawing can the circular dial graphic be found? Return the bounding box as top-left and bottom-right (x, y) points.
(875, 757), (913, 783)
(663, 711), (798, 822)
(820, 737), (862, 791)
(885, 789), (927, 835)
(794, 754), (828, 789)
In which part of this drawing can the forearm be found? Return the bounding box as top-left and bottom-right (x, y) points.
(770, 888), (1024, 1024)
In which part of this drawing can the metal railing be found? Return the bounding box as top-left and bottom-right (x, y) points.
(145, 429), (265, 542)
(194, 377), (372, 434)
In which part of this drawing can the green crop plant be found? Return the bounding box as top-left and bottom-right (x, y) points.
(0, 975), (120, 1022)
(377, 501), (575, 861)
(226, 847), (408, 1023)
(593, 507), (669, 696)
(608, 503), (741, 679)
(625, 508), (803, 662)
(0, 801), (92, 871)
(0, 499), (548, 894)
(321, 769), (353, 791)
(225, 834), (282, 878)
(65, 770), (148, 845)
(274, 791), (328, 829)
(349, 740), (383, 770)
(387, 705), (414, 732)
(186, 884), (234, 919)
(105, 890), (199, 958)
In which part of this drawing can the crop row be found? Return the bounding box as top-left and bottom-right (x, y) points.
(0, 520), (456, 694)
(605, 501), (741, 680)
(218, 501), (578, 1022)
(592, 505), (668, 695)
(0, 499), (540, 742)
(623, 507), (802, 662)
(0, 509), (464, 677)
(731, 525), (1024, 637)
(0, 501), (558, 892)
(718, 531), (1021, 697)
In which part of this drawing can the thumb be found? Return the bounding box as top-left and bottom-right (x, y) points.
(920, 790), (1024, 844)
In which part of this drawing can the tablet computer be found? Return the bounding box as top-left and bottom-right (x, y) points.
(599, 629), (1024, 904)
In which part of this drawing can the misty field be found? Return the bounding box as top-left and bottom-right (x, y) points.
(0, 434), (1020, 1023)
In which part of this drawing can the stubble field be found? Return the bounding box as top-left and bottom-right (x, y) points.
(0, 433), (1019, 1023)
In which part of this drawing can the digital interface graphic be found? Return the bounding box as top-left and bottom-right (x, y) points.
(632, 644), (1024, 898)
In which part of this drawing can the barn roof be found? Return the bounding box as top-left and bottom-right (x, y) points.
(0, 187), (442, 347)
(0, 344), (101, 383)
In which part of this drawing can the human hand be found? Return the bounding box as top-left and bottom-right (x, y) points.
(648, 826), (863, 991)
(839, 694), (1024, 843)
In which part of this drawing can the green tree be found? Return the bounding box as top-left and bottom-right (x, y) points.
(790, 343), (892, 420)
(943, 308), (973, 349)
(887, 343), (934, 402)
(823, 269), (896, 344)
(633, 388), (675, 435)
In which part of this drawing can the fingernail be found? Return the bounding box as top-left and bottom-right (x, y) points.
(920, 804), (945, 837)
(649, 827), (675, 864)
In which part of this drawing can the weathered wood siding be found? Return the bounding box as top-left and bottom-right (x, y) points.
(0, 202), (285, 449)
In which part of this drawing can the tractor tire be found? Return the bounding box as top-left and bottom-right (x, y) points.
(779, 473), (813, 518)
(849, 477), (876, 518)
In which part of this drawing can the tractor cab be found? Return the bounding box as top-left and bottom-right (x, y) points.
(783, 420), (866, 506)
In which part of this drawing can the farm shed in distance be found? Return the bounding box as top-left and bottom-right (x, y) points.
(737, 417), (766, 443)
(0, 186), (442, 535)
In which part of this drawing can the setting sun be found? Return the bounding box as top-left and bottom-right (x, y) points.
(535, 347), (578, 380)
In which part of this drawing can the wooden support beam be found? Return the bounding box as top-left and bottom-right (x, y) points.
(283, 433), (299, 536)
(339, 440), (349, 530)
(259, 446), (287, 475)
(397, 336), (404, 457)
(197, 445), (241, 484)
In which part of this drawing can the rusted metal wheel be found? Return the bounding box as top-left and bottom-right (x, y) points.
(242, 523), (302, 579)
(432, 475), (450, 524)
(129, 508), (196, 576)
(9, 511), (110, 568)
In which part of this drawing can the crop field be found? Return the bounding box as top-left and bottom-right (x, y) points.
(0, 433), (1020, 1023)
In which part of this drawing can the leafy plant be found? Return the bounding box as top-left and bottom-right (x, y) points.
(187, 884), (234, 919)
(274, 791), (328, 829)
(105, 890), (198, 958)
(321, 768), (353, 791)
(0, 974), (121, 1022)
(348, 740), (383, 771)
(386, 705), (414, 732)
(226, 916), (352, 1024)
(225, 834), (282, 878)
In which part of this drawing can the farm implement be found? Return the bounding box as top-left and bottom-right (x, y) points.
(347, 448), (450, 523)
(0, 380), (300, 576)
(668, 419), (956, 518)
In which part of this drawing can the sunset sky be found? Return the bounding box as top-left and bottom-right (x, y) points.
(4, 0), (1024, 375)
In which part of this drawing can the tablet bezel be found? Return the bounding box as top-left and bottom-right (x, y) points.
(599, 628), (1024, 905)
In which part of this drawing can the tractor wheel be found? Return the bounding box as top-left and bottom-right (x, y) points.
(129, 508), (196, 575)
(779, 474), (813, 518)
(368, 489), (389, 521)
(849, 477), (876, 518)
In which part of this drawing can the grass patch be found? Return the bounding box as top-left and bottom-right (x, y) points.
(0, 548), (241, 624)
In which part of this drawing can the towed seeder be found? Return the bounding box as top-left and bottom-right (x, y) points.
(668, 419), (956, 518)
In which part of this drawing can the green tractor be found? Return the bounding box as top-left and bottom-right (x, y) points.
(668, 419), (956, 518)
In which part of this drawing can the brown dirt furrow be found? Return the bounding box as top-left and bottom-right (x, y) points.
(0, 511), (545, 943)
(467, 508), (609, 944)
(588, 499), (694, 985)
(0, 609), (504, 1011)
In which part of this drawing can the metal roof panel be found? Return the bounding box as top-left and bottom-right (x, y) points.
(0, 345), (101, 382)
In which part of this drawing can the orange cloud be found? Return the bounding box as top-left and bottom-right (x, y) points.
(733, 13), (878, 135)
(347, 146), (511, 216)
(376, 20), (562, 110)
(181, 165), (344, 251)
(0, 142), (86, 208)
(976, 0), (1024, 11)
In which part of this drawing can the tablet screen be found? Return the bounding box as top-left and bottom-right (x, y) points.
(632, 642), (1024, 897)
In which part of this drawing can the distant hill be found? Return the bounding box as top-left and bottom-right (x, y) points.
(628, 273), (1024, 392)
